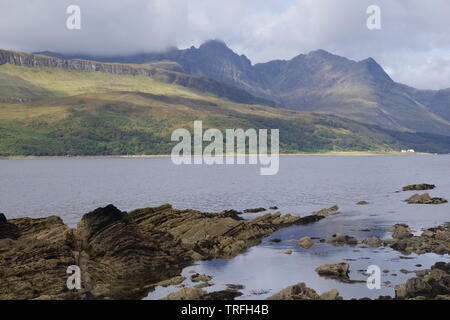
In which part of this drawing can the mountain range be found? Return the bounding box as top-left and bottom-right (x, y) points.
(38, 40), (450, 137)
(0, 42), (449, 156)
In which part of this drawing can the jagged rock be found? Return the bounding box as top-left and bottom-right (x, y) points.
(395, 262), (450, 300)
(391, 225), (413, 240)
(384, 223), (450, 255)
(155, 276), (186, 287)
(161, 286), (242, 300)
(202, 290), (242, 300)
(299, 237), (314, 249)
(325, 233), (358, 246)
(404, 193), (447, 204)
(313, 205), (339, 215)
(363, 237), (382, 248)
(402, 184), (436, 191)
(226, 284), (245, 290)
(320, 288), (341, 300)
(266, 283), (320, 300)
(0, 203), (326, 300)
(190, 274), (212, 283)
(161, 287), (207, 300)
(315, 262), (350, 279)
(0, 216), (79, 300)
(267, 283), (341, 300)
(396, 278), (432, 299)
(0, 213), (20, 240)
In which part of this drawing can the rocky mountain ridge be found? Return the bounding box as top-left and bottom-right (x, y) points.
(0, 49), (271, 106)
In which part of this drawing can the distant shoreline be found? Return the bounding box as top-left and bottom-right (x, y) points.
(0, 151), (436, 160)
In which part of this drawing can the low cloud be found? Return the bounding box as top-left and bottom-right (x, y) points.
(1, 0), (450, 89)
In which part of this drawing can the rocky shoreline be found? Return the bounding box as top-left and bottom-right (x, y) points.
(0, 204), (324, 300)
(1, 183), (448, 300)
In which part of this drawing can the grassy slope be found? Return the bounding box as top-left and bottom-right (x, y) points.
(0, 64), (449, 156)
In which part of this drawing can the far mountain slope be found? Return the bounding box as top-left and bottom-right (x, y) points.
(1, 63), (450, 156)
(40, 41), (450, 137)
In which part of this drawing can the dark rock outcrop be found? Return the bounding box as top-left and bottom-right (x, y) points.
(402, 184), (436, 191)
(243, 207), (266, 213)
(312, 205), (339, 216)
(395, 262), (450, 300)
(325, 233), (358, 246)
(267, 283), (317, 300)
(0, 213), (20, 240)
(161, 287), (242, 300)
(362, 236), (383, 248)
(384, 223), (450, 255)
(404, 193), (447, 204)
(315, 262), (350, 280)
(267, 283), (342, 300)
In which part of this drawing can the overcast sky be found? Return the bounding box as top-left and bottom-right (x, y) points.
(1, 0), (450, 90)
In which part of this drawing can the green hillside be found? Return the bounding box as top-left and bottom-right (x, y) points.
(0, 63), (449, 156)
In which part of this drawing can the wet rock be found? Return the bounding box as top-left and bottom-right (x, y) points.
(226, 284), (245, 291)
(404, 193), (447, 204)
(385, 223), (450, 255)
(161, 287), (207, 300)
(392, 225), (413, 240)
(190, 274), (212, 283)
(267, 283), (341, 300)
(313, 205), (339, 216)
(402, 184), (436, 191)
(325, 233), (358, 246)
(161, 286), (242, 301)
(269, 206), (278, 210)
(363, 237), (382, 248)
(161, 286), (242, 300)
(356, 201), (369, 205)
(266, 283), (320, 300)
(320, 288), (341, 300)
(155, 276), (186, 287)
(315, 262), (350, 279)
(203, 289), (242, 300)
(396, 278), (432, 299)
(243, 208), (266, 213)
(299, 237), (314, 249)
(395, 262), (450, 300)
(194, 282), (213, 289)
(269, 238), (282, 243)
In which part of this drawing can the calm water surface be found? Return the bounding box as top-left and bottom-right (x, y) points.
(1, 155), (449, 299)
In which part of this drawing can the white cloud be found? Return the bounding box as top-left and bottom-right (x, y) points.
(1, 0), (450, 89)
